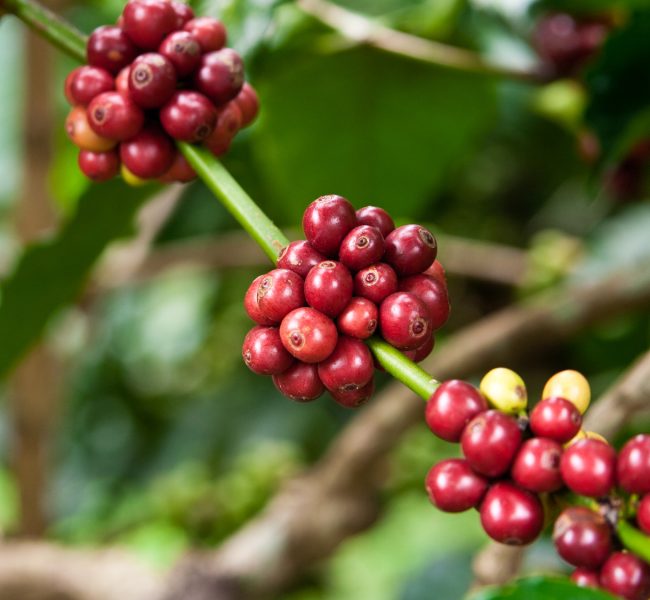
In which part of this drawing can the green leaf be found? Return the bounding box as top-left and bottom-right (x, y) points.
(469, 576), (616, 600)
(0, 180), (158, 377)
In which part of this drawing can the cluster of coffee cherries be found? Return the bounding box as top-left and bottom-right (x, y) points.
(241, 195), (450, 408)
(424, 368), (650, 600)
(64, 0), (259, 184)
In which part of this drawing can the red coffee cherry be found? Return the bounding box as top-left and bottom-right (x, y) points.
(66, 106), (116, 152)
(560, 439), (616, 498)
(304, 261), (353, 318)
(194, 49), (245, 106)
(354, 263), (398, 304)
(87, 26), (138, 74)
(204, 102), (242, 156)
(302, 195), (357, 257)
(159, 152), (197, 184)
(66, 66), (114, 106)
(120, 126), (175, 179)
(425, 458), (488, 513)
(272, 362), (324, 403)
(479, 482), (544, 545)
(234, 83), (260, 128)
(600, 552), (650, 600)
(159, 31), (202, 78)
(170, 1), (195, 29)
(277, 241), (326, 279)
(318, 336), (374, 395)
(338, 225), (385, 272)
(511, 437), (563, 493)
(242, 326), (294, 376)
(425, 380), (487, 443)
(379, 292), (432, 350)
(384, 224), (437, 276)
(128, 53), (177, 109)
(461, 410), (522, 477)
(255, 268), (305, 323)
(160, 91), (217, 142)
(88, 91), (145, 141)
(184, 16), (227, 53)
(330, 377), (374, 408)
(570, 568), (600, 589)
(78, 149), (120, 181)
(279, 307), (338, 363)
(553, 506), (612, 569)
(115, 67), (130, 95)
(244, 274), (276, 326)
(618, 434), (650, 494)
(122, 0), (177, 49)
(638, 494), (650, 535)
(398, 274), (450, 331)
(355, 205), (395, 238)
(411, 333), (435, 362)
(337, 297), (378, 340)
(529, 396), (582, 443)
(424, 259), (447, 287)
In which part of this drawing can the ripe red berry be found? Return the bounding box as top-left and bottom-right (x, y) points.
(560, 439), (616, 498)
(183, 16), (227, 53)
(87, 26), (138, 74)
(78, 149), (120, 181)
(355, 206), (395, 238)
(425, 380), (487, 443)
(115, 67), (130, 95)
(160, 91), (217, 143)
(461, 410), (522, 477)
(170, 1), (194, 29)
(66, 66), (114, 106)
(338, 225), (385, 272)
(384, 224), (437, 276)
(128, 53), (177, 109)
(277, 241), (326, 279)
(600, 552), (650, 600)
(511, 438), (563, 493)
(570, 568), (601, 589)
(553, 506), (612, 569)
(242, 326), (294, 376)
(194, 49), (245, 106)
(255, 269), (305, 323)
(87, 91), (145, 141)
(425, 458), (488, 513)
(337, 297), (378, 340)
(398, 274), (450, 331)
(279, 307), (338, 363)
(273, 362), (324, 403)
(66, 106), (116, 152)
(379, 292), (432, 350)
(638, 494), (650, 535)
(424, 259), (447, 287)
(302, 195), (357, 256)
(304, 261), (353, 318)
(529, 396), (582, 443)
(618, 434), (650, 495)
(120, 126), (175, 179)
(330, 378), (374, 408)
(159, 152), (197, 184)
(479, 482), (544, 545)
(159, 31), (202, 78)
(234, 83), (260, 128)
(318, 336), (374, 394)
(354, 263), (398, 304)
(204, 102), (242, 156)
(122, 0), (177, 49)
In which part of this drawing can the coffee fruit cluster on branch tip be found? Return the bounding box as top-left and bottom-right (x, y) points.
(242, 195), (450, 408)
(64, 0), (259, 184)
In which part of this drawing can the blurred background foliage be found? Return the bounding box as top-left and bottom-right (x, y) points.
(0, 0), (650, 598)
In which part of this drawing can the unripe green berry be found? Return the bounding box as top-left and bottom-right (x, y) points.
(480, 367), (527, 415)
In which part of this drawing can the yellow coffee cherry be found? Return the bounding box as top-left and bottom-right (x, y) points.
(542, 369), (590, 414)
(479, 367), (527, 415)
(121, 164), (149, 187)
(565, 430), (608, 447)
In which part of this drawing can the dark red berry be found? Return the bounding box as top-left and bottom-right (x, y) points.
(120, 126), (175, 179)
(159, 31), (202, 78)
(87, 26), (138, 74)
(337, 297), (378, 339)
(425, 458), (488, 513)
(78, 149), (120, 181)
(461, 410), (522, 477)
(561, 439), (616, 498)
(183, 17), (227, 53)
(160, 91), (217, 142)
(159, 152), (197, 184)
(354, 263), (398, 304)
(128, 53), (177, 109)
(330, 378), (374, 408)
(338, 225), (385, 272)
(242, 326), (294, 376)
(355, 206), (395, 238)
(511, 438), (563, 493)
(600, 552), (650, 600)
(553, 506), (612, 570)
(255, 269), (305, 323)
(122, 0), (176, 49)
(66, 106), (116, 152)
(234, 83), (260, 128)
(384, 224), (437, 276)
(302, 195), (357, 256)
(411, 333), (435, 362)
(304, 261), (353, 318)
(425, 380), (487, 443)
(318, 336), (374, 394)
(530, 396), (582, 443)
(115, 66), (130, 95)
(639, 494), (650, 535)
(424, 259), (447, 287)
(399, 274), (450, 331)
(88, 91), (145, 141)
(379, 292), (431, 350)
(273, 362), (324, 403)
(277, 241), (326, 279)
(279, 307), (338, 363)
(66, 66), (114, 106)
(170, 1), (194, 29)
(479, 482), (544, 545)
(618, 434), (650, 495)
(204, 101), (242, 156)
(244, 275), (276, 326)
(194, 49), (245, 106)
(570, 568), (600, 588)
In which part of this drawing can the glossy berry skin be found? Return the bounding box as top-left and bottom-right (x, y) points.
(159, 31), (202, 78)
(273, 362), (324, 402)
(204, 102), (242, 156)
(170, 1), (195, 29)
(530, 396), (582, 443)
(183, 17), (227, 53)
(115, 67), (130, 95)
(479, 482), (544, 545)
(128, 53), (177, 109)
(302, 195), (357, 256)
(398, 274), (450, 331)
(304, 261), (353, 318)
(354, 263), (398, 304)
(87, 92), (145, 141)
(318, 336), (373, 394)
(412, 333), (435, 362)
(553, 507), (612, 570)
(618, 434), (650, 494)
(424, 260), (447, 287)
(277, 241), (326, 279)
(560, 439), (616, 498)
(355, 206), (395, 238)
(337, 297), (378, 340)
(244, 275), (276, 326)
(330, 378), (374, 408)
(480, 367), (527, 415)
(512, 438), (563, 493)
(571, 568), (601, 588)
(120, 127), (175, 179)
(542, 369), (591, 414)
(86, 26), (137, 74)
(280, 307), (338, 363)
(384, 224), (437, 276)
(338, 225), (385, 272)
(160, 91), (217, 143)
(66, 106), (116, 152)
(600, 552), (650, 600)
(425, 380), (487, 443)
(637, 494), (650, 535)
(255, 269), (305, 324)
(159, 152), (197, 183)
(194, 49), (245, 106)
(425, 458), (488, 513)
(122, 0), (177, 49)
(242, 326), (294, 376)
(78, 149), (120, 181)
(379, 292), (432, 351)
(461, 410), (522, 477)
(66, 66), (114, 106)
(234, 83), (260, 128)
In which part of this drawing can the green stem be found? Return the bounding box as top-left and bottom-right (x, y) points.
(617, 520), (650, 563)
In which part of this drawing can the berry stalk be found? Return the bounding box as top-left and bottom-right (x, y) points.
(617, 520), (650, 564)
